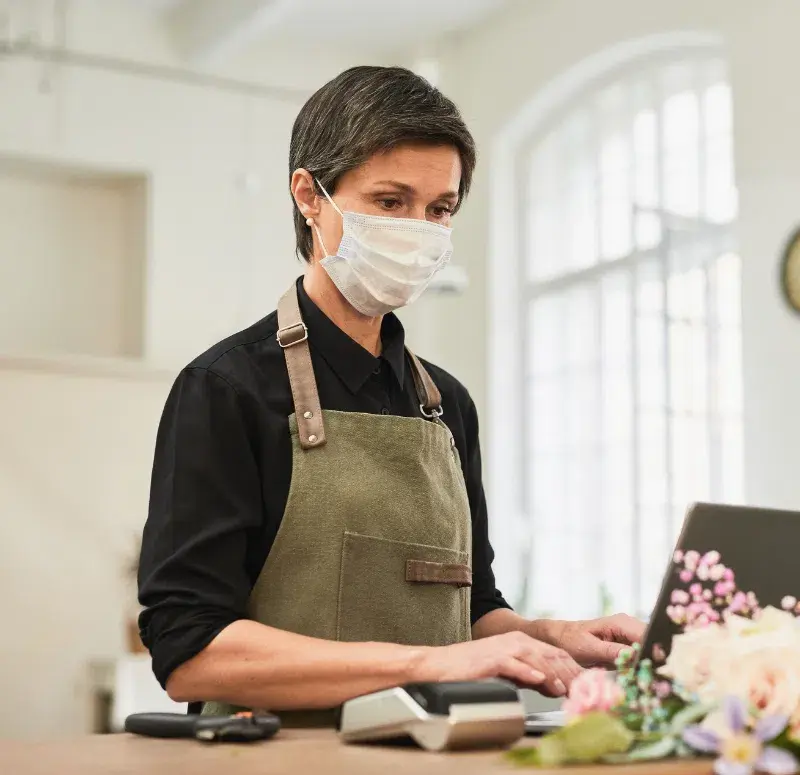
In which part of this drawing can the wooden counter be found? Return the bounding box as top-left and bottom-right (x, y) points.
(1, 728), (713, 774)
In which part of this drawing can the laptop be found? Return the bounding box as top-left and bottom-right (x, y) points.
(524, 501), (800, 734)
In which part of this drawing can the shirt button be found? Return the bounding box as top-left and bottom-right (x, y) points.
(372, 364), (382, 375)
(381, 408), (390, 415)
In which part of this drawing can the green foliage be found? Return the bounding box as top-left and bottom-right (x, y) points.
(506, 713), (634, 768)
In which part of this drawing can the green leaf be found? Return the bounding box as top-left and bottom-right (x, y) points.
(660, 696), (688, 722)
(600, 736), (676, 765)
(621, 711), (644, 732)
(505, 746), (545, 767)
(562, 713), (634, 762)
(505, 714), (635, 767)
(535, 736), (569, 768)
(625, 735), (679, 761)
(669, 702), (717, 734)
(769, 729), (800, 756)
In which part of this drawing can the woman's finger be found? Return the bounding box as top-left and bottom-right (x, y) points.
(498, 657), (547, 688)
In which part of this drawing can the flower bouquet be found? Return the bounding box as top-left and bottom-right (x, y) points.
(508, 550), (800, 774)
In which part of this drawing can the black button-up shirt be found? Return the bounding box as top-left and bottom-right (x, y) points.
(138, 278), (510, 688)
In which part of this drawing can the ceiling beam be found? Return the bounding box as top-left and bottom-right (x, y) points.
(169, 0), (295, 67)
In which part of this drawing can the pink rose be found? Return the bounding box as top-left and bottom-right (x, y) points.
(562, 669), (624, 719)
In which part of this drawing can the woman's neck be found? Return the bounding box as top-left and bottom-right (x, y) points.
(302, 264), (383, 357)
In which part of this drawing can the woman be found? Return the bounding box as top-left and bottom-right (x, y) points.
(138, 65), (643, 718)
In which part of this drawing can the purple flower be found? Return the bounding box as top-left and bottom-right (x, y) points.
(683, 697), (798, 775)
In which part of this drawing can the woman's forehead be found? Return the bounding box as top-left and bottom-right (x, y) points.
(348, 143), (462, 193)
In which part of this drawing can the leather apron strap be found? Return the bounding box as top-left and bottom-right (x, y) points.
(276, 286), (326, 450)
(405, 348), (443, 418)
(277, 283), (444, 440)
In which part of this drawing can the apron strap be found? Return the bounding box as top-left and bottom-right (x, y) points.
(277, 282), (444, 441)
(405, 348), (444, 419)
(277, 285), (326, 450)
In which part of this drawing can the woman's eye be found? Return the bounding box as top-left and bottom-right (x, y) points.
(431, 206), (453, 219)
(378, 198), (402, 210)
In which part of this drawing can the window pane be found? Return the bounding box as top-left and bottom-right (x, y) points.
(663, 157), (699, 217)
(668, 267), (706, 322)
(530, 295), (564, 377)
(704, 135), (737, 223)
(601, 271), (631, 368)
(639, 504), (671, 614)
(565, 176), (598, 270)
(529, 379), (564, 455)
(635, 211), (662, 250)
(637, 259), (665, 314)
(637, 317), (666, 408)
(600, 133), (633, 259)
(563, 109), (599, 270)
(639, 411), (668, 507)
(663, 91), (699, 155)
(528, 134), (562, 280)
(601, 441), (635, 613)
(704, 82), (733, 138)
(717, 328), (743, 414)
(720, 421), (744, 502)
(712, 253), (742, 326)
(663, 91), (700, 216)
(528, 452), (564, 516)
(633, 109), (658, 208)
(565, 284), (597, 369)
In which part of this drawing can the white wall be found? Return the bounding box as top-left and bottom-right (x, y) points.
(432, 0), (800, 594)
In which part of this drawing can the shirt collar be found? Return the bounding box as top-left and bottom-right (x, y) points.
(296, 277), (406, 394)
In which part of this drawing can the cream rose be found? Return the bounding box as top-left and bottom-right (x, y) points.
(662, 606), (800, 722)
(714, 647), (800, 720)
(658, 623), (729, 700)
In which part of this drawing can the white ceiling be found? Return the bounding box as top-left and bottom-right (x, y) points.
(128, 0), (511, 62)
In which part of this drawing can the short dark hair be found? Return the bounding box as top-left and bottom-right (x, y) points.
(289, 66), (477, 261)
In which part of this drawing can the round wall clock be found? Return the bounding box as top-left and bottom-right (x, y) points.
(782, 228), (800, 314)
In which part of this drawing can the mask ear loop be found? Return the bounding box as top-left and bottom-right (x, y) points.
(309, 178), (344, 258)
(315, 178), (344, 218)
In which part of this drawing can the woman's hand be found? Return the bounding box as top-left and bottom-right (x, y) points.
(528, 614), (644, 667)
(414, 631), (582, 697)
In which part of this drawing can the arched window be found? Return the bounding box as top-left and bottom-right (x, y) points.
(493, 48), (742, 620)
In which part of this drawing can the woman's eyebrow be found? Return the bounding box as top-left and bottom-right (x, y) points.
(371, 180), (459, 200)
(370, 180), (415, 193)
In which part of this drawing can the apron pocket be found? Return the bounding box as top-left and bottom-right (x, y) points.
(337, 531), (470, 647)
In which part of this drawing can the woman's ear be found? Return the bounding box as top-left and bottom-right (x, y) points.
(291, 169), (320, 224)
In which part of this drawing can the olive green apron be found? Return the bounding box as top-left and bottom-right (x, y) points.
(203, 283), (472, 722)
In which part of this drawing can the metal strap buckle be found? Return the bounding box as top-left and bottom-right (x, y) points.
(277, 322), (308, 349)
(420, 403), (443, 419)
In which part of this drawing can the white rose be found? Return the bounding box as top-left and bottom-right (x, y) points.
(723, 607), (800, 657)
(659, 624), (728, 699)
(703, 608), (800, 720)
(713, 647), (800, 721)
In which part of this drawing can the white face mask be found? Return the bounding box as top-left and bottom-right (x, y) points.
(311, 179), (453, 317)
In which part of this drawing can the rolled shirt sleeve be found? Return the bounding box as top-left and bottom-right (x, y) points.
(138, 367), (263, 688)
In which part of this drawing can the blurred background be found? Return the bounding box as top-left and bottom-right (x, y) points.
(1, 0), (799, 742)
